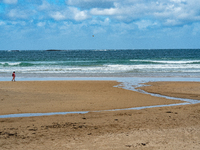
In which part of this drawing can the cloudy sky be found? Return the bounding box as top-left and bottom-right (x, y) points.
(0, 0), (200, 50)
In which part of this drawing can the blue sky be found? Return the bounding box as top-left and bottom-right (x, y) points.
(0, 0), (200, 50)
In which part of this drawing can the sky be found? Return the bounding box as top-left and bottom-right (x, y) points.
(0, 0), (200, 50)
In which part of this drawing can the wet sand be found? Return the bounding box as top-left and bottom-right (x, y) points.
(0, 81), (200, 149)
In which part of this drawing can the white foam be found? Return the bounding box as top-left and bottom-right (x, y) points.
(1, 63), (200, 74)
(0, 62), (21, 66)
(130, 59), (200, 64)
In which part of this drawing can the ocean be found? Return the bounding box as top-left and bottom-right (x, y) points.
(1, 49), (200, 78)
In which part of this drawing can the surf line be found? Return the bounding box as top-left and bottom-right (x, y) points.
(0, 78), (200, 118)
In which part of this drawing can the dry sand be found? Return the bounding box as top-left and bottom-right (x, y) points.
(0, 81), (200, 150)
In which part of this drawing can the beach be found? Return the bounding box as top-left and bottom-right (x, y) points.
(0, 80), (200, 149)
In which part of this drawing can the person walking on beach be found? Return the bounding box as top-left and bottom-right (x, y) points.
(12, 71), (16, 81)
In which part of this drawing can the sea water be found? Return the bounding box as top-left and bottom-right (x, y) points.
(1, 49), (200, 78)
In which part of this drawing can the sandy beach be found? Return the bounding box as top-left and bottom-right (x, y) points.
(0, 81), (200, 149)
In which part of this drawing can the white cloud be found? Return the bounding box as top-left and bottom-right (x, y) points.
(67, 0), (117, 9)
(5, 21), (26, 26)
(37, 22), (46, 27)
(90, 8), (118, 16)
(38, 0), (51, 10)
(89, 17), (110, 26)
(102, 18), (110, 26)
(1, 0), (200, 33)
(50, 11), (66, 21)
(135, 20), (158, 29)
(3, 0), (17, 4)
(74, 11), (88, 21)
(0, 21), (6, 25)
(152, 1), (198, 26)
(49, 7), (89, 21)
(170, 0), (186, 3)
(164, 19), (181, 26)
(88, 0), (200, 26)
(69, 7), (89, 21)
(2, 0), (199, 26)
(7, 9), (28, 19)
(93, 26), (106, 34)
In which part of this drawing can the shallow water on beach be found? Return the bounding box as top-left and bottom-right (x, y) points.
(0, 77), (200, 118)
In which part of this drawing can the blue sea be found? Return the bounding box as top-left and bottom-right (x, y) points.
(1, 49), (200, 78)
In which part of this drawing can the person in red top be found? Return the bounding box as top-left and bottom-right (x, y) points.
(12, 71), (16, 81)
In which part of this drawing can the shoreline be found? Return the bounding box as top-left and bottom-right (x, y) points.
(1, 71), (200, 80)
